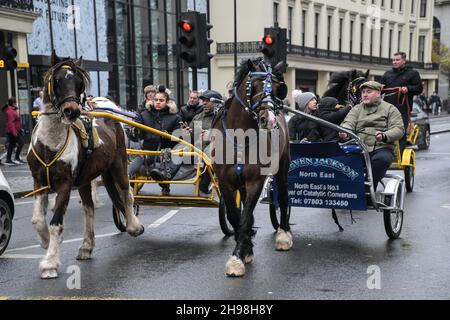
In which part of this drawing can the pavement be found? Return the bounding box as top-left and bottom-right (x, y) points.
(1, 114), (450, 199)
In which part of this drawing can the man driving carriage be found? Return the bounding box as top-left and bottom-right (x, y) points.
(339, 81), (404, 190)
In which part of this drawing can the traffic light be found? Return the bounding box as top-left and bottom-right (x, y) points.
(261, 27), (287, 67)
(2, 47), (18, 71)
(178, 11), (214, 68)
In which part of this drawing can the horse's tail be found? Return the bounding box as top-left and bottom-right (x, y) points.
(102, 171), (126, 212)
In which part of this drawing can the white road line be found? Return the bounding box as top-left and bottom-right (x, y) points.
(15, 192), (109, 206)
(5, 232), (121, 253)
(148, 210), (179, 228)
(0, 254), (45, 259)
(424, 153), (450, 155)
(5, 210), (179, 254)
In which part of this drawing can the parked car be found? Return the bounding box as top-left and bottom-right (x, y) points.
(0, 168), (14, 255)
(411, 102), (431, 150)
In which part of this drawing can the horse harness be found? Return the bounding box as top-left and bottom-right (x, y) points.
(346, 76), (366, 106)
(221, 61), (286, 184)
(25, 64), (96, 197)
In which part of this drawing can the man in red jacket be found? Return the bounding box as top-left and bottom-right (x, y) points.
(3, 97), (25, 165)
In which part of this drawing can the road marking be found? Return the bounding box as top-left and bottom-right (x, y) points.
(0, 297), (9, 300)
(4, 209), (176, 254)
(425, 153), (450, 156)
(4, 232), (121, 253)
(15, 192), (108, 206)
(441, 204), (450, 210)
(0, 254), (45, 259)
(148, 210), (179, 228)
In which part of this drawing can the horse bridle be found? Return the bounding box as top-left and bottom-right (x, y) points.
(46, 63), (86, 115)
(346, 76), (366, 106)
(233, 61), (286, 121)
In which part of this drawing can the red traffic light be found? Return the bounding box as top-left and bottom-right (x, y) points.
(263, 35), (274, 45)
(181, 22), (192, 32)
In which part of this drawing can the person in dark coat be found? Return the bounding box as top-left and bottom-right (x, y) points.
(428, 92), (442, 116)
(129, 87), (182, 194)
(288, 92), (321, 142)
(316, 97), (352, 142)
(381, 52), (423, 151)
(179, 90), (203, 125)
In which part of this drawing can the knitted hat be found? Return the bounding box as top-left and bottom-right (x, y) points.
(318, 97), (339, 111)
(295, 92), (316, 111)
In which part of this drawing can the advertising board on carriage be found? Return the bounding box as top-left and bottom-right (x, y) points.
(288, 142), (367, 211)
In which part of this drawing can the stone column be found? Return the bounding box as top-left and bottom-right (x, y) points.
(342, 11), (351, 53)
(362, 17), (371, 55)
(291, 0), (301, 46)
(330, 8), (340, 51)
(352, 15), (361, 55)
(305, 2), (315, 47)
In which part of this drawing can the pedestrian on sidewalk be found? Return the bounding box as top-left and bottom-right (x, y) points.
(428, 92), (442, 117)
(2, 97), (25, 165)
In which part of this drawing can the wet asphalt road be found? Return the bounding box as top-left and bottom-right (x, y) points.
(1, 133), (450, 300)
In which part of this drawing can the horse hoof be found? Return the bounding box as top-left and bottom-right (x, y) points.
(275, 229), (293, 251)
(76, 249), (92, 261)
(127, 224), (145, 237)
(244, 254), (253, 264)
(41, 269), (58, 279)
(225, 256), (245, 277)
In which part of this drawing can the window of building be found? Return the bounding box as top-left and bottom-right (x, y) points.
(339, 17), (343, 52)
(420, 0), (427, 17)
(288, 6), (293, 43)
(390, 0), (394, 10)
(327, 15), (332, 50)
(302, 9), (306, 47)
(398, 29), (402, 52)
(370, 28), (373, 56)
(350, 20), (354, 54)
(380, 26), (384, 57)
(411, 0), (415, 14)
(409, 31), (413, 58)
(315, 13), (319, 48)
(389, 29), (393, 57)
(399, 0), (403, 12)
(274, 2), (279, 27)
(360, 21), (365, 54)
(418, 35), (425, 62)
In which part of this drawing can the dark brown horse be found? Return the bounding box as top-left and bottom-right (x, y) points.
(212, 58), (291, 277)
(323, 69), (370, 106)
(27, 51), (144, 279)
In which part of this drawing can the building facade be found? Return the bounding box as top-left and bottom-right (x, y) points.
(1, 0), (210, 125)
(211, 0), (440, 104)
(0, 0), (37, 135)
(434, 0), (450, 100)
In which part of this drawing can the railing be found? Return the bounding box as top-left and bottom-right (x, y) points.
(0, 0), (34, 11)
(216, 42), (440, 70)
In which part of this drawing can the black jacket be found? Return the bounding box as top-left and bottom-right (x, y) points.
(288, 114), (321, 142)
(135, 107), (182, 150)
(316, 97), (352, 142)
(381, 66), (423, 128)
(179, 103), (203, 124)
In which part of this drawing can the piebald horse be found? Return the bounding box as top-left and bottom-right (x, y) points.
(27, 52), (144, 279)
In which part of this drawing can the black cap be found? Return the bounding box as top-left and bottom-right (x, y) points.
(200, 90), (222, 101)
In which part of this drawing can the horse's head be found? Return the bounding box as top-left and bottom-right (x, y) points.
(325, 69), (369, 106)
(44, 51), (90, 123)
(349, 69), (370, 105)
(234, 58), (288, 129)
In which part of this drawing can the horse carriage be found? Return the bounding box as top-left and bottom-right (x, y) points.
(261, 108), (406, 239)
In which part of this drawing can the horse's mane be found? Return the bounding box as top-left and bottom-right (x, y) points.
(43, 59), (91, 103)
(323, 70), (357, 99)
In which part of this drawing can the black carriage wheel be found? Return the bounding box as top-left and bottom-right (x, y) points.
(112, 205), (140, 233)
(404, 165), (414, 193)
(0, 199), (13, 256)
(419, 128), (430, 150)
(383, 190), (404, 239)
(218, 196), (240, 237)
(268, 183), (291, 231)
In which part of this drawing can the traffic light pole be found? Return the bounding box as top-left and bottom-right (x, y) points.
(192, 67), (198, 91)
